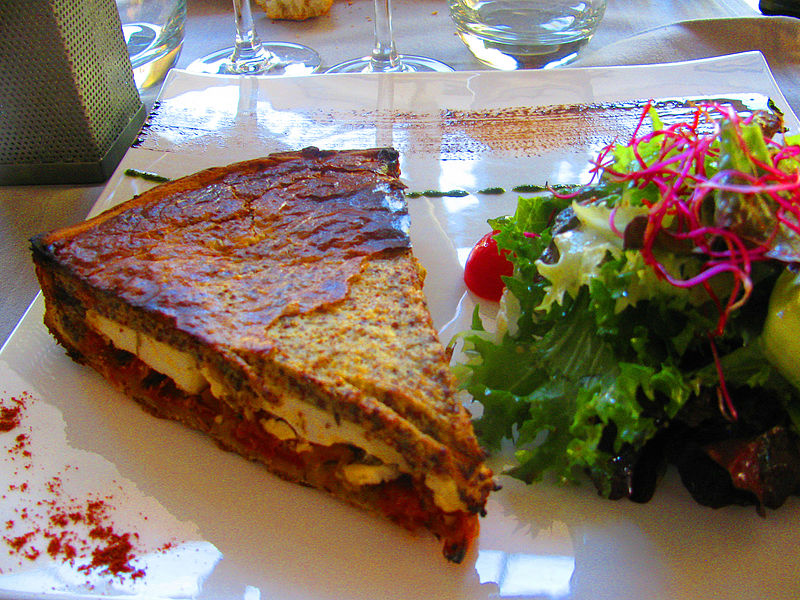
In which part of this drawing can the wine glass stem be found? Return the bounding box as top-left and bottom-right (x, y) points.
(370, 0), (401, 72)
(229, 0), (278, 72)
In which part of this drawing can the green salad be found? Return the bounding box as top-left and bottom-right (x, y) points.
(454, 101), (800, 509)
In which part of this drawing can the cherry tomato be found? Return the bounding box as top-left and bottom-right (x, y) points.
(463, 230), (513, 301)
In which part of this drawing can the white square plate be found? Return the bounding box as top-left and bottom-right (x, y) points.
(2, 52), (798, 599)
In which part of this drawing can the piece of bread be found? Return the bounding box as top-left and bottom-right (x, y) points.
(31, 147), (497, 562)
(255, 0), (333, 20)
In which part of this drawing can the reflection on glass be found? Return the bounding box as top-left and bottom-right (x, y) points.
(476, 550), (575, 598)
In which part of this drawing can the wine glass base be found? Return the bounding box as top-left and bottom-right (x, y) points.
(325, 54), (454, 74)
(187, 42), (321, 76)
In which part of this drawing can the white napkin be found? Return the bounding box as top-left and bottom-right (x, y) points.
(572, 16), (800, 117)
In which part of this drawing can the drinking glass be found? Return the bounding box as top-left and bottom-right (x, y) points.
(116, 0), (186, 93)
(187, 0), (321, 76)
(326, 0), (453, 73)
(449, 0), (607, 70)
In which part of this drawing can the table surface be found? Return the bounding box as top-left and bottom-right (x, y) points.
(0, 0), (778, 347)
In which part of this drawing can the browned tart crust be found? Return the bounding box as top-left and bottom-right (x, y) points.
(31, 147), (497, 562)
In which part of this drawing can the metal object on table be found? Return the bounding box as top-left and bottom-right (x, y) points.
(0, 0), (146, 185)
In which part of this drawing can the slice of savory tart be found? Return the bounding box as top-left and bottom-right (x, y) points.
(31, 147), (497, 562)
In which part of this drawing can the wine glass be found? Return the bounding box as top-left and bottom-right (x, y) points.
(326, 0), (453, 73)
(187, 0), (321, 76)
